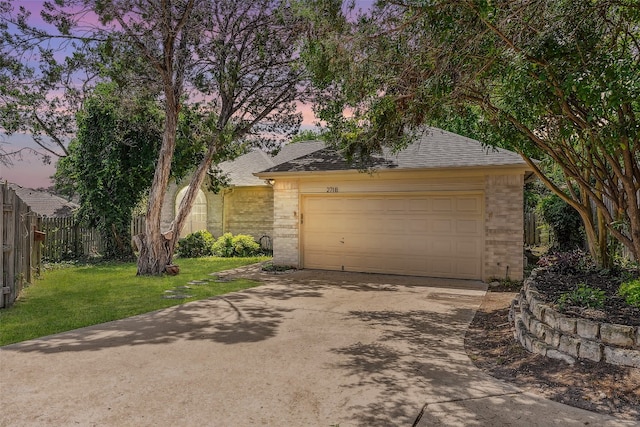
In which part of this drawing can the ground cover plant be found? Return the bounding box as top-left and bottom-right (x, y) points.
(619, 279), (640, 309)
(533, 250), (640, 326)
(0, 256), (267, 346)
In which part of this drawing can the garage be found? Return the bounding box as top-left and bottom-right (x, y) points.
(256, 127), (532, 281)
(302, 193), (484, 279)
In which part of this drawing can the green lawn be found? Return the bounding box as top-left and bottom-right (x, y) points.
(0, 256), (268, 346)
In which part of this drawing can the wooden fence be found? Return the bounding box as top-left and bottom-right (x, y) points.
(40, 216), (146, 262)
(40, 217), (104, 261)
(524, 211), (552, 246)
(1, 183), (42, 309)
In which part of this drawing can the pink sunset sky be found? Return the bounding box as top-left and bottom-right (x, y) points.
(2, 0), (375, 189)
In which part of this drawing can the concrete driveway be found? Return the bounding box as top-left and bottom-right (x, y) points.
(0, 268), (635, 426)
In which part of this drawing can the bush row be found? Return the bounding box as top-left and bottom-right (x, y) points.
(176, 230), (261, 258)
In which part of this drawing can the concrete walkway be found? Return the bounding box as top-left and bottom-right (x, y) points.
(0, 269), (635, 426)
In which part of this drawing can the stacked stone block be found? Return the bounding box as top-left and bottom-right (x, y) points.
(510, 269), (640, 368)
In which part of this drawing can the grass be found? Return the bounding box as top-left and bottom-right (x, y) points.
(0, 256), (268, 346)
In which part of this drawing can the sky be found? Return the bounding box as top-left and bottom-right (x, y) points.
(2, 0), (364, 189)
(1, 134), (58, 188)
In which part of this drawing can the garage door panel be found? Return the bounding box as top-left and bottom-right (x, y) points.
(305, 251), (342, 270)
(432, 197), (453, 212)
(431, 219), (453, 234)
(302, 193), (483, 280)
(457, 197), (482, 213)
(408, 219), (429, 233)
(409, 199), (429, 212)
(457, 240), (482, 257)
(456, 219), (482, 234)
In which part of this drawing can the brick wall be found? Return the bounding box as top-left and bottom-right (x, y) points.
(484, 174), (525, 280)
(162, 180), (224, 238)
(272, 180), (300, 267)
(206, 193), (223, 237)
(223, 187), (273, 241)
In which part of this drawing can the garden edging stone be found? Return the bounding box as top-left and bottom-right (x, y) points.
(511, 268), (640, 368)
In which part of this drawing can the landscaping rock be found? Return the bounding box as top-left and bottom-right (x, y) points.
(558, 335), (580, 358)
(542, 324), (561, 347)
(546, 349), (575, 365)
(600, 323), (636, 348)
(579, 340), (603, 363)
(576, 318), (599, 340)
(603, 347), (640, 368)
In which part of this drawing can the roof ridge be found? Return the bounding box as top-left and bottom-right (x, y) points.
(257, 149), (276, 168)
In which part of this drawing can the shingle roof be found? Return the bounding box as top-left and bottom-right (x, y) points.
(258, 127), (527, 174)
(8, 184), (78, 218)
(219, 140), (326, 186)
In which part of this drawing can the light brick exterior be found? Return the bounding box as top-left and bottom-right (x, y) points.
(164, 168), (527, 281)
(269, 170), (527, 281)
(272, 180), (300, 267)
(484, 174), (525, 280)
(162, 180), (273, 242)
(223, 187), (273, 240)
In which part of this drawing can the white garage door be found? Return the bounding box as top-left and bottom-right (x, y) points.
(302, 193), (484, 280)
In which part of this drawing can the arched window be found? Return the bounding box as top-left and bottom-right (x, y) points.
(176, 187), (207, 237)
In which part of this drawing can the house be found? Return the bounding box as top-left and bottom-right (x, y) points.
(7, 183), (78, 218)
(161, 141), (325, 241)
(255, 127), (532, 281)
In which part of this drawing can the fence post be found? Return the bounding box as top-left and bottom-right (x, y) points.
(0, 183), (42, 309)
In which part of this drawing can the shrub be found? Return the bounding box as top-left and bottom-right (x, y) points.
(619, 279), (640, 309)
(212, 233), (260, 257)
(537, 249), (595, 275)
(538, 193), (584, 251)
(176, 230), (215, 258)
(556, 284), (606, 310)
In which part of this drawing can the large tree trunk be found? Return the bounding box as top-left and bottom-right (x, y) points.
(166, 144), (219, 261)
(136, 101), (180, 275)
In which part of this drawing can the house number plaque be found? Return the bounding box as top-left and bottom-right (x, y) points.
(326, 187), (339, 193)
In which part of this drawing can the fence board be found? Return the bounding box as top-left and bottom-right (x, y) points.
(39, 216), (145, 262)
(1, 182), (41, 309)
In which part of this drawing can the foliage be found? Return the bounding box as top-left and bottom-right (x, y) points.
(0, 256), (267, 346)
(54, 83), (207, 260)
(5, 0), (311, 275)
(619, 279), (640, 309)
(538, 194), (584, 251)
(261, 262), (296, 272)
(537, 250), (596, 275)
(176, 230), (215, 258)
(54, 82), (162, 259)
(556, 284), (606, 311)
(290, 129), (326, 143)
(302, 0), (640, 266)
(213, 233), (261, 257)
(0, 1), (99, 164)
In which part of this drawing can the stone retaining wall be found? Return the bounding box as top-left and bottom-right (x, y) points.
(510, 269), (640, 368)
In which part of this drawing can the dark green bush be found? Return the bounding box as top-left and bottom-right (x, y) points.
(212, 233), (260, 257)
(538, 194), (584, 251)
(176, 230), (215, 258)
(619, 279), (640, 308)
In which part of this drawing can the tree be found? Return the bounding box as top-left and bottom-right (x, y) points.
(39, 0), (310, 274)
(0, 1), (102, 165)
(303, 0), (640, 266)
(55, 82), (206, 259)
(290, 128), (326, 143)
(54, 83), (162, 259)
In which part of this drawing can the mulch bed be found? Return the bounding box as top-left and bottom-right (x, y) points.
(464, 290), (640, 421)
(533, 268), (640, 326)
